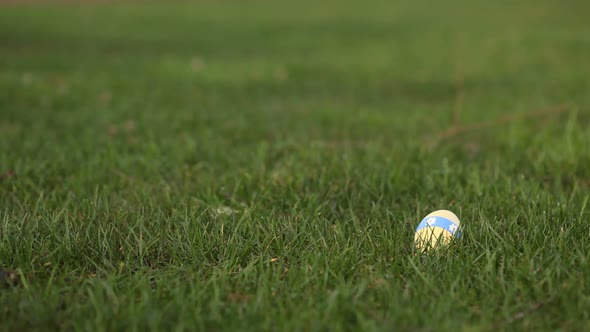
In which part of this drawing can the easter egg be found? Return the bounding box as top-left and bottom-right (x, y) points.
(414, 209), (461, 252)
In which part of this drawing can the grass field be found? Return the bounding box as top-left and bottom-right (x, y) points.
(1, 1), (590, 331)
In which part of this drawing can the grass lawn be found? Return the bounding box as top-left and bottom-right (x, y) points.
(1, 0), (590, 330)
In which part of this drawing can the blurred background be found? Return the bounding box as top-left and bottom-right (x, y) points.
(1, 0), (589, 200)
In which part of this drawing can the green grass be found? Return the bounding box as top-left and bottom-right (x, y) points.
(1, 0), (590, 330)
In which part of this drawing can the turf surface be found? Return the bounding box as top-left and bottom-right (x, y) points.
(1, 1), (590, 331)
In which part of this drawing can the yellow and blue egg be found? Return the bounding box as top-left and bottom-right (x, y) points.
(414, 210), (461, 252)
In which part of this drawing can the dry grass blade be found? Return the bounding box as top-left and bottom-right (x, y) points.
(426, 104), (571, 148)
(452, 60), (464, 128)
(492, 301), (548, 330)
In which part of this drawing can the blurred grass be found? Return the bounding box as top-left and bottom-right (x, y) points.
(1, 0), (590, 331)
